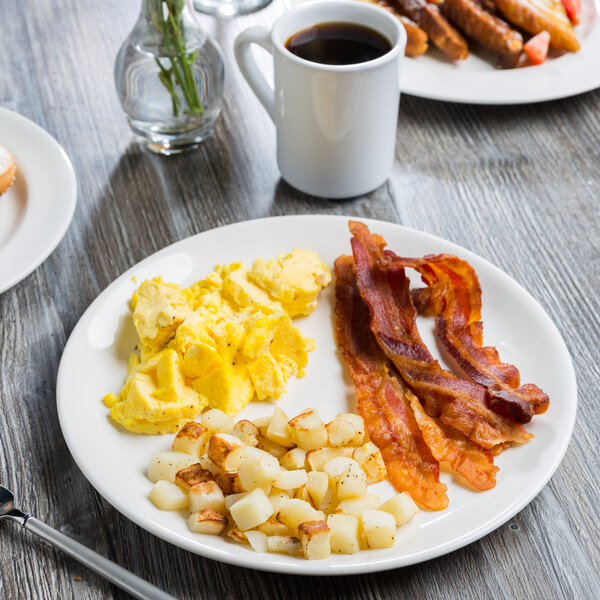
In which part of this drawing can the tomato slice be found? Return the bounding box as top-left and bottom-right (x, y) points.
(523, 31), (551, 66)
(561, 0), (582, 25)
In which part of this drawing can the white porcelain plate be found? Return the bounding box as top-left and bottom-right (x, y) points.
(0, 108), (77, 294)
(57, 216), (576, 575)
(284, 0), (600, 104)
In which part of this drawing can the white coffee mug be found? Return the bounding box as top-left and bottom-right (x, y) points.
(234, 0), (405, 199)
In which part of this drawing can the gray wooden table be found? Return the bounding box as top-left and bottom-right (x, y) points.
(1, 0), (599, 598)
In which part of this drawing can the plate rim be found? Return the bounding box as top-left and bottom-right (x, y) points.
(0, 107), (77, 294)
(56, 214), (577, 575)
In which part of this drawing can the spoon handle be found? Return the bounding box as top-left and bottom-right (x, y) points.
(23, 517), (176, 600)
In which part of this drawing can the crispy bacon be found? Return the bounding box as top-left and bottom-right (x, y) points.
(349, 221), (532, 450)
(390, 253), (549, 423)
(334, 255), (449, 510)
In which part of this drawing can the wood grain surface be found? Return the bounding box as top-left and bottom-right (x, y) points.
(1, 0), (599, 598)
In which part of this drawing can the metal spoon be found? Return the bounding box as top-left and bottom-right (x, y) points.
(1, 485), (176, 600)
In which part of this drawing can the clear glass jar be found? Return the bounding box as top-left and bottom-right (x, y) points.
(115, 0), (225, 154)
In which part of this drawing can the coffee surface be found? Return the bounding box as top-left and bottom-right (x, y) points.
(285, 22), (392, 66)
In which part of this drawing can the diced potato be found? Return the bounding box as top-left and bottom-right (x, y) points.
(294, 485), (313, 505)
(201, 408), (234, 433)
(149, 480), (189, 511)
(279, 448), (307, 471)
(361, 510), (396, 549)
(274, 469), (308, 491)
(268, 490), (291, 515)
(230, 419), (260, 446)
(336, 462), (367, 500)
(207, 433), (245, 471)
(306, 447), (353, 471)
(266, 535), (302, 555)
(229, 488), (273, 531)
(256, 435), (288, 459)
(288, 409), (328, 451)
(189, 480), (226, 514)
(225, 492), (247, 512)
(379, 492), (419, 526)
(298, 520), (331, 560)
(317, 488), (338, 514)
(172, 421), (210, 456)
(175, 464), (214, 491)
(188, 509), (228, 535)
(306, 471), (329, 508)
(238, 451), (280, 493)
(327, 514), (360, 554)
(246, 530), (268, 553)
(352, 442), (387, 484)
(277, 499), (326, 533)
(257, 517), (294, 537)
(199, 454), (221, 476)
(253, 415), (272, 437)
(335, 495), (381, 517)
(215, 471), (244, 495)
(266, 407), (295, 447)
(326, 413), (365, 447)
(148, 451), (198, 483)
(323, 457), (360, 483)
(227, 526), (248, 544)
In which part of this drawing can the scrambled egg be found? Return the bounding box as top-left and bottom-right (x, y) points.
(104, 249), (331, 434)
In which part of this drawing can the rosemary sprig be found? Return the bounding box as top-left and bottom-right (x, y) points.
(147, 0), (203, 118)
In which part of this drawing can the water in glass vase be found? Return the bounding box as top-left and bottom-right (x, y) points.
(115, 0), (225, 155)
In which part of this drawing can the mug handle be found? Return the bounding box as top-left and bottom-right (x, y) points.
(234, 26), (275, 122)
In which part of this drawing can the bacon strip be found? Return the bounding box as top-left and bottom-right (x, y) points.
(391, 253), (549, 423)
(349, 221), (532, 450)
(334, 255), (449, 510)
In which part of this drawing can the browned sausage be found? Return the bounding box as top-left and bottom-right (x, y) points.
(440, 0), (523, 67)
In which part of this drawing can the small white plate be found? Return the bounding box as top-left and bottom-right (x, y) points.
(57, 216), (576, 575)
(284, 0), (600, 104)
(0, 108), (77, 294)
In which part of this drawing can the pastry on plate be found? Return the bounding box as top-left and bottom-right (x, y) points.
(0, 143), (16, 195)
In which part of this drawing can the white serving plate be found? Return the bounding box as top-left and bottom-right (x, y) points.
(0, 108), (77, 294)
(57, 215), (576, 574)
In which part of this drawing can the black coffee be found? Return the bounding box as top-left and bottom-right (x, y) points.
(285, 22), (392, 66)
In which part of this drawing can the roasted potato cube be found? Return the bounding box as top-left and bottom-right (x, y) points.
(225, 492), (247, 512)
(327, 514), (360, 554)
(277, 499), (326, 533)
(335, 495), (381, 517)
(293, 485), (314, 505)
(266, 535), (302, 555)
(230, 419), (260, 446)
(188, 509), (228, 535)
(207, 433), (245, 471)
(279, 448), (307, 471)
(229, 488), (273, 531)
(274, 469), (308, 491)
(317, 488), (338, 515)
(245, 530), (268, 553)
(172, 421), (210, 456)
(238, 451), (280, 493)
(306, 447), (353, 471)
(361, 509), (396, 549)
(268, 490), (291, 515)
(148, 451), (198, 483)
(256, 435), (288, 459)
(323, 457), (360, 483)
(266, 406), (295, 447)
(306, 471), (329, 508)
(253, 415), (272, 437)
(352, 442), (387, 484)
(257, 517), (294, 537)
(379, 492), (419, 526)
(199, 454), (221, 475)
(189, 480), (226, 514)
(149, 480), (189, 511)
(175, 464), (213, 491)
(226, 526), (248, 544)
(215, 471), (245, 495)
(288, 409), (328, 451)
(326, 413), (365, 447)
(202, 408), (234, 433)
(336, 462), (367, 500)
(298, 520), (331, 560)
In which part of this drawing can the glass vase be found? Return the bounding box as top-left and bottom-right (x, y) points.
(115, 0), (225, 155)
